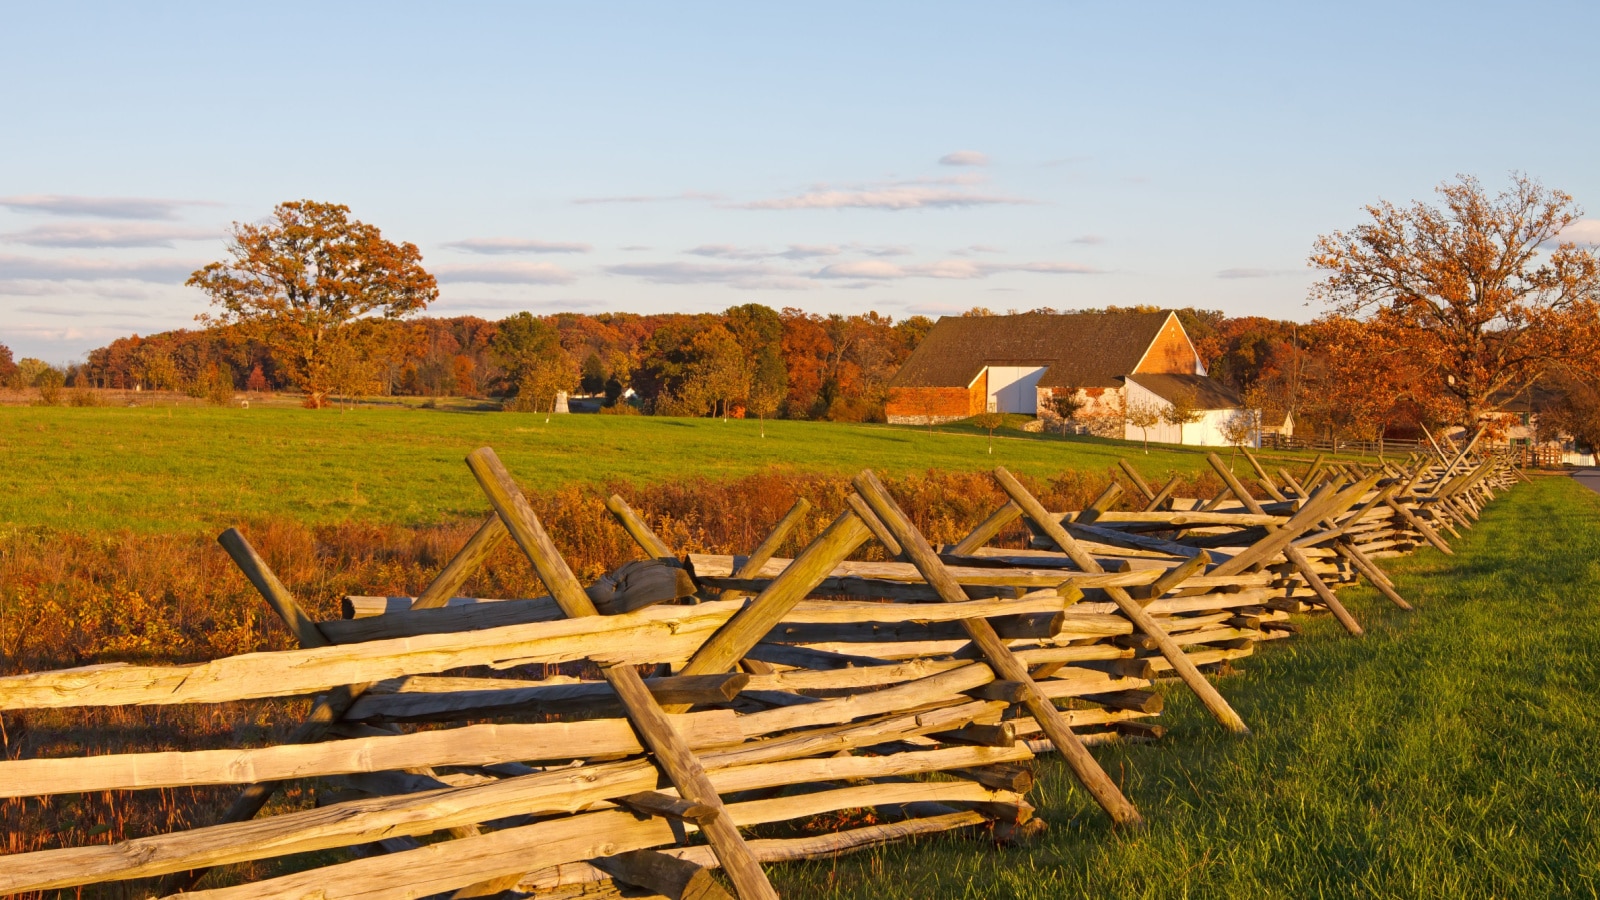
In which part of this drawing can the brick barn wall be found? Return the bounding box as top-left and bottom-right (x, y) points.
(1135, 316), (1202, 375)
(887, 374), (986, 425)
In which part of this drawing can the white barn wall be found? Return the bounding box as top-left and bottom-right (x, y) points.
(1120, 380), (1258, 448)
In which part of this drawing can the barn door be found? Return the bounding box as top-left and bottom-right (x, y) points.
(986, 367), (1047, 414)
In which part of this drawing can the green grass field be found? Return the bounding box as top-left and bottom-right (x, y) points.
(0, 406), (1276, 533)
(773, 475), (1600, 899)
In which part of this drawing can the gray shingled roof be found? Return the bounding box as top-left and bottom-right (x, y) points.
(888, 311), (1174, 390)
(1126, 373), (1245, 410)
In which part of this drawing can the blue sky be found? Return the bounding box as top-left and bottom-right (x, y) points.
(3, 2), (1598, 362)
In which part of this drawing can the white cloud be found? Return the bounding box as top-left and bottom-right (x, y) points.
(441, 237), (592, 255)
(0, 194), (211, 220)
(432, 261), (577, 284)
(686, 244), (845, 261)
(814, 259), (1099, 281)
(740, 184), (1030, 211)
(1, 222), (221, 249)
(1555, 219), (1600, 247)
(686, 244), (769, 260)
(814, 260), (906, 280)
(938, 150), (989, 167)
(0, 254), (200, 282)
(605, 260), (813, 290)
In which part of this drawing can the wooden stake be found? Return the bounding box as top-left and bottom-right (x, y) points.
(413, 516), (508, 610)
(606, 493), (680, 561)
(990, 467), (1250, 735)
(467, 447), (777, 900)
(852, 469), (1144, 827)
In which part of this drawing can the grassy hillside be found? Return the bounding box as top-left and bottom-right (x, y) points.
(0, 406), (1291, 533)
(774, 475), (1600, 898)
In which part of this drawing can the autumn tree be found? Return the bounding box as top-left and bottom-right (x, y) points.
(492, 313), (575, 417)
(747, 347), (787, 437)
(1125, 397), (1162, 453)
(1311, 174), (1600, 425)
(971, 410), (1006, 454)
(681, 325), (749, 419)
(1542, 371), (1600, 452)
(1047, 387), (1085, 435)
(0, 343), (15, 388)
(580, 352), (606, 395)
(187, 200), (437, 409)
(1161, 389), (1203, 445)
(1219, 409), (1256, 460)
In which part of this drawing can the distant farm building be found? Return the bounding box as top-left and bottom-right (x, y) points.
(886, 310), (1256, 447)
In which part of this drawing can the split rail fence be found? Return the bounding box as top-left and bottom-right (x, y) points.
(0, 434), (1522, 899)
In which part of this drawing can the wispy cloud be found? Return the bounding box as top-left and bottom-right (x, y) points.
(938, 150), (989, 167)
(1071, 234), (1106, 245)
(814, 259), (1098, 280)
(432, 261), (577, 284)
(0, 194), (212, 220)
(441, 237), (592, 255)
(1216, 267), (1290, 279)
(739, 182), (1030, 211)
(1, 222), (221, 249)
(686, 244), (847, 261)
(605, 260), (813, 290)
(950, 244), (1004, 256)
(572, 191), (720, 205)
(0, 254), (200, 282)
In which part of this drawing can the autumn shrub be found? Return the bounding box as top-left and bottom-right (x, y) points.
(32, 368), (64, 406)
(67, 386), (104, 407)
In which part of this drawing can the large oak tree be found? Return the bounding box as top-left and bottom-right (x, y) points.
(188, 201), (437, 408)
(1310, 174), (1600, 425)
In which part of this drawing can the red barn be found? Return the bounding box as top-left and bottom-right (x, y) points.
(886, 310), (1253, 446)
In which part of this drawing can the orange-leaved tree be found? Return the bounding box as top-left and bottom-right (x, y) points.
(1311, 173), (1600, 426)
(188, 200), (437, 408)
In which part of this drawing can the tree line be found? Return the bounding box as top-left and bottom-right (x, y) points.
(6, 175), (1598, 448)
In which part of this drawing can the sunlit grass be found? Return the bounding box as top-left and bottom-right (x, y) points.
(0, 405), (1318, 533)
(772, 476), (1600, 899)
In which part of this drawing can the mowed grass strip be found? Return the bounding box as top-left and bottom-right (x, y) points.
(772, 476), (1600, 899)
(0, 406), (1258, 533)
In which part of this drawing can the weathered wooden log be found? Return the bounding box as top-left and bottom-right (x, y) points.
(0, 711), (747, 798)
(762, 612), (1064, 645)
(342, 674), (749, 724)
(331, 562), (696, 641)
(0, 600), (747, 711)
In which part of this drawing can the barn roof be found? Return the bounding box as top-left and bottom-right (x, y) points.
(1126, 373), (1245, 410)
(888, 311), (1174, 390)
